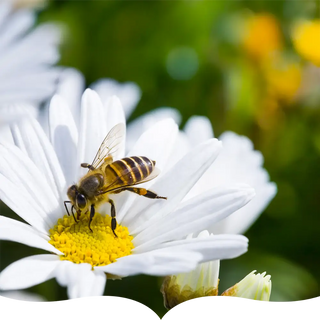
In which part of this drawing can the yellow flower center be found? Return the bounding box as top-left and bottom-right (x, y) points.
(49, 213), (134, 267)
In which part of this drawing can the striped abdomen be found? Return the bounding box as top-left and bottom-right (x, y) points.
(105, 156), (155, 188)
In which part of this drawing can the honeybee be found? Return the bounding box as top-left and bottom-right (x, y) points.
(64, 123), (166, 237)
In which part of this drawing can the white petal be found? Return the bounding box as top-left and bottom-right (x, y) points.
(105, 96), (126, 129)
(0, 216), (61, 255)
(9, 115), (66, 204)
(165, 131), (191, 170)
(184, 115), (215, 145)
(0, 123), (14, 145)
(0, 290), (45, 301)
(157, 234), (249, 263)
(55, 68), (84, 127)
(0, 3), (11, 27)
(197, 131), (277, 234)
(90, 78), (141, 119)
(219, 131), (263, 168)
(211, 182), (277, 234)
(104, 96), (126, 158)
(0, 23), (60, 72)
(133, 184), (255, 252)
(126, 107), (182, 152)
(0, 104), (38, 125)
(55, 262), (106, 298)
(124, 139), (222, 234)
(0, 21), (61, 106)
(127, 118), (178, 172)
(77, 89), (107, 179)
(0, 70), (61, 105)
(95, 250), (202, 277)
(0, 174), (50, 234)
(0, 9), (35, 49)
(174, 236), (220, 290)
(0, 146), (62, 233)
(49, 94), (79, 186)
(90, 270), (107, 297)
(0, 255), (60, 290)
(0, 141), (56, 207)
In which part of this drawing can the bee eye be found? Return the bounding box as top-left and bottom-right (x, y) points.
(76, 194), (87, 209)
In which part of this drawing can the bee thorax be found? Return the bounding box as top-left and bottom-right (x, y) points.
(79, 174), (104, 198)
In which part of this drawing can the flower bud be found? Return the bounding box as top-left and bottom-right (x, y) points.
(221, 270), (271, 301)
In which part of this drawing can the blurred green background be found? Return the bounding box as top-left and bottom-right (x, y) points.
(1, 0), (320, 317)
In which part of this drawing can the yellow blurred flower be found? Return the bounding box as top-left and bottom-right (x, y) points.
(292, 20), (320, 66)
(254, 54), (301, 130)
(263, 54), (302, 103)
(242, 13), (282, 61)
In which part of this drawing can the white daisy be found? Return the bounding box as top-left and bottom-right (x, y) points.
(0, 1), (60, 107)
(0, 90), (254, 298)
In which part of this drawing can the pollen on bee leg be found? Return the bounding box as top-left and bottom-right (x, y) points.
(48, 212), (134, 267)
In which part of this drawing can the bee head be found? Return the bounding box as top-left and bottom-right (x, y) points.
(67, 184), (78, 204)
(67, 184), (88, 212)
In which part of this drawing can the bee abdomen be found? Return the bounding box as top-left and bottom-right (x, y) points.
(107, 156), (155, 185)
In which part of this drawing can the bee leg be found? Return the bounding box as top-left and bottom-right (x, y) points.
(81, 163), (95, 171)
(71, 205), (78, 224)
(88, 204), (95, 232)
(64, 201), (71, 216)
(125, 187), (167, 200)
(64, 201), (77, 223)
(109, 199), (118, 238)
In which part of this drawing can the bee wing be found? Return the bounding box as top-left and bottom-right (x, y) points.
(91, 123), (125, 170)
(103, 167), (161, 193)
